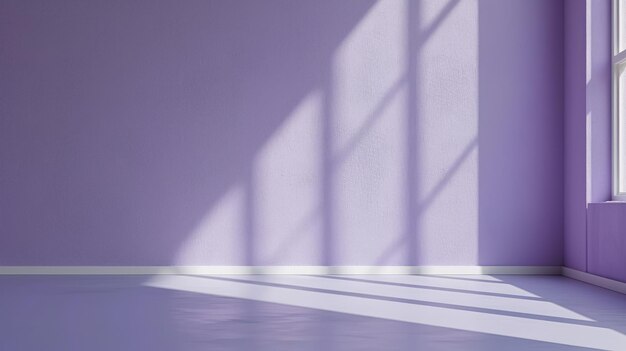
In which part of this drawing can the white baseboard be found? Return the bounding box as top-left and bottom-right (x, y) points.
(0, 265), (562, 275)
(562, 267), (626, 295)
(5, 266), (626, 296)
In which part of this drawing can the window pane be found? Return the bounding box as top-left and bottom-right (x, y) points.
(619, 62), (626, 193)
(619, 0), (626, 53)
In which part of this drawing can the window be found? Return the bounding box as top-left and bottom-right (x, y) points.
(613, 0), (626, 200)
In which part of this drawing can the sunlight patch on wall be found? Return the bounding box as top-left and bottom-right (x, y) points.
(254, 90), (324, 264)
(333, 0), (407, 132)
(174, 185), (245, 264)
(331, 0), (408, 264)
(174, 91), (323, 265)
(416, 0), (478, 264)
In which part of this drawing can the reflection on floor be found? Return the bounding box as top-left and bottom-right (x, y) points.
(1, 274), (625, 350)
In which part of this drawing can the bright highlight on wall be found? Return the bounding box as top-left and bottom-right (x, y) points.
(174, 0), (479, 266)
(0, 0), (565, 266)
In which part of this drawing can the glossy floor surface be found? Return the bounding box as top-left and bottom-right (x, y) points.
(1, 274), (626, 350)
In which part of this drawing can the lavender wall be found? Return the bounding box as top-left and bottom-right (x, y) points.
(588, 203), (626, 282)
(1, 0), (564, 266)
(564, 0), (613, 274)
(564, 0), (589, 272)
(478, 0), (563, 265)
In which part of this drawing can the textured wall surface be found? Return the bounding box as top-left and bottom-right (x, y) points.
(588, 203), (626, 282)
(477, 0), (563, 265)
(564, 0), (612, 272)
(1, 0), (564, 266)
(564, 0), (588, 272)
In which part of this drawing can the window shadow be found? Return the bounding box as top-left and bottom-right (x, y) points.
(309, 274), (543, 301)
(189, 275), (595, 325)
(0, 275), (602, 351)
(144, 274), (626, 350)
(497, 275), (626, 336)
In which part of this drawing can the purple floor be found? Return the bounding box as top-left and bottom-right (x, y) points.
(1, 274), (625, 350)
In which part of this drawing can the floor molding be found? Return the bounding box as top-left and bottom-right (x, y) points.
(0, 265), (562, 275)
(5, 266), (626, 296)
(562, 267), (626, 295)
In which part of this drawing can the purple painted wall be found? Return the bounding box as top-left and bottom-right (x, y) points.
(1, 0), (564, 266)
(564, 0), (589, 272)
(588, 203), (626, 282)
(478, 0), (564, 265)
(564, 0), (613, 275)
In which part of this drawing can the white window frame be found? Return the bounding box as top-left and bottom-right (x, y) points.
(613, 0), (626, 200)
